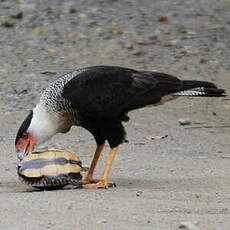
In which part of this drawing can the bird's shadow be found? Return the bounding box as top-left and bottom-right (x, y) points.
(0, 178), (165, 193)
(113, 176), (216, 191)
(0, 176), (213, 193)
(114, 177), (171, 190)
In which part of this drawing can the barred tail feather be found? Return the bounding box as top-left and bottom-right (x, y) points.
(173, 80), (226, 97)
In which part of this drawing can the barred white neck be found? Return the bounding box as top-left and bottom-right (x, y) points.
(28, 104), (70, 146)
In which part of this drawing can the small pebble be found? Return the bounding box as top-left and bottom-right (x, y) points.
(178, 118), (191, 126)
(1, 21), (14, 27)
(78, 33), (88, 40)
(132, 50), (143, 56)
(169, 39), (181, 46)
(97, 219), (107, 224)
(69, 8), (77, 14)
(68, 204), (73, 210)
(186, 31), (196, 35)
(78, 13), (87, 19)
(120, 41), (133, 49)
(177, 25), (187, 34)
(123, 42), (133, 50)
(154, 28), (161, 37)
(136, 191), (143, 196)
(179, 221), (200, 230)
(200, 58), (207, 64)
(148, 33), (157, 40)
(10, 12), (23, 19)
(87, 20), (98, 27)
(183, 46), (199, 55)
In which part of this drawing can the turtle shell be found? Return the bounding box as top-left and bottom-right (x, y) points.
(17, 150), (82, 189)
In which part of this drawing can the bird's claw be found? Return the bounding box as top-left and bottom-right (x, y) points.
(81, 180), (116, 189)
(97, 181), (116, 189)
(80, 177), (100, 184)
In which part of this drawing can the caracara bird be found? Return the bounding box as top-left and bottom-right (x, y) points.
(15, 65), (226, 188)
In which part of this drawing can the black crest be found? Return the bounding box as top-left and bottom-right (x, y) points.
(15, 110), (33, 145)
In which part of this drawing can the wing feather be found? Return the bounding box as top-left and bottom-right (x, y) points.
(62, 66), (182, 119)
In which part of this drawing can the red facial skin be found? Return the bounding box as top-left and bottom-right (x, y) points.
(15, 132), (35, 154)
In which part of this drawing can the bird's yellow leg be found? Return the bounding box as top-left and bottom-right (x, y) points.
(82, 147), (118, 189)
(81, 143), (105, 183)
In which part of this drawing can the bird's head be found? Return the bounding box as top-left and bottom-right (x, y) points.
(15, 110), (35, 160)
(15, 105), (65, 160)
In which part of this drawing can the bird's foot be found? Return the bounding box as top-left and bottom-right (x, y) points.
(81, 180), (116, 189)
(80, 177), (100, 184)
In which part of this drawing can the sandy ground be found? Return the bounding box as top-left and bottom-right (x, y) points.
(0, 0), (230, 229)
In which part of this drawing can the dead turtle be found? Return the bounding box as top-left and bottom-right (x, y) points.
(17, 150), (83, 189)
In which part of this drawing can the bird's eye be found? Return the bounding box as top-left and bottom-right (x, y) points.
(21, 132), (28, 139)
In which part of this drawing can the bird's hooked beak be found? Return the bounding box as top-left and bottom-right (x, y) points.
(16, 134), (35, 160)
(17, 149), (29, 161)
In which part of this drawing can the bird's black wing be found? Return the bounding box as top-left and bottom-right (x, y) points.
(62, 66), (182, 120)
